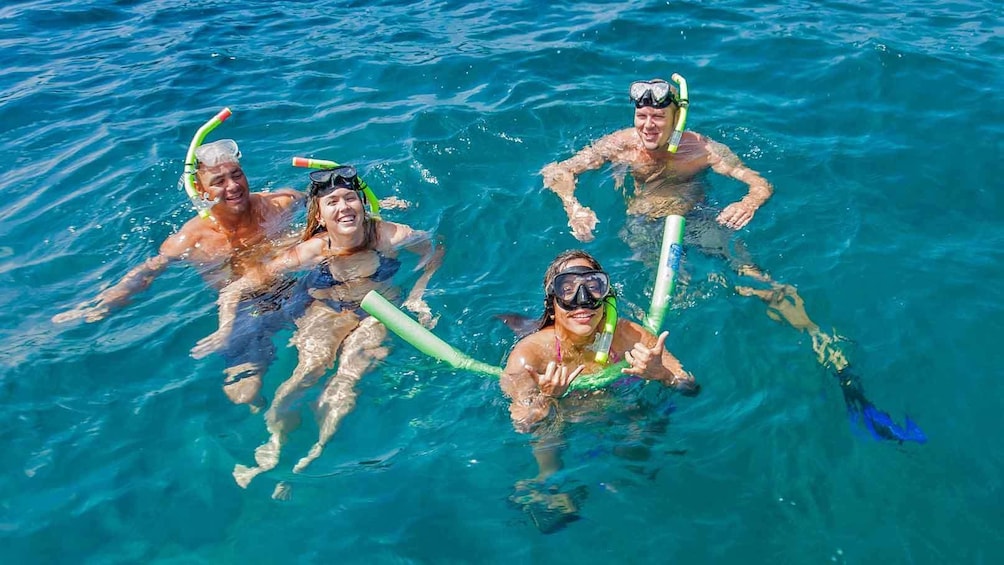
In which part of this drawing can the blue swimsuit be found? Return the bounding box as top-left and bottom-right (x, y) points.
(306, 252), (401, 316)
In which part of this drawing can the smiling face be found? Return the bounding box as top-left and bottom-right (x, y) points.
(550, 257), (606, 341)
(316, 187), (366, 242)
(634, 105), (677, 151)
(197, 161), (250, 214)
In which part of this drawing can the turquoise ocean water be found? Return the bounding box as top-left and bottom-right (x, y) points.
(2, 0), (1002, 562)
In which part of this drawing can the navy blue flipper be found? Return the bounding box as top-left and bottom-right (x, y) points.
(838, 370), (926, 444)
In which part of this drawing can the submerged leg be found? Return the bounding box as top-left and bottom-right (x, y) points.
(735, 279), (817, 331)
(507, 420), (582, 533)
(293, 316), (388, 473)
(734, 280), (850, 372)
(218, 299), (283, 412)
(736, 279), (924, 443)
(222, 364), (265, 412)
(232, 303), (355, 488)
(530, 430), (564, 483)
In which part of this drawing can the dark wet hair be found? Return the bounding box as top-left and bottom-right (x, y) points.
(535, 249), (604, 331)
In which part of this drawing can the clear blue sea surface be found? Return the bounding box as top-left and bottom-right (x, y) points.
(2, 0), (1002, 562)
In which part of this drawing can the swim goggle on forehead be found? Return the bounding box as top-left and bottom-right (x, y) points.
(549, 266), (611, 311)
(194, 138), (241, 167)
(629, 74), (690, 153)
(309, 165), (361, 196)
(630, 79), (678, 109)
(294, 157), (382, 218)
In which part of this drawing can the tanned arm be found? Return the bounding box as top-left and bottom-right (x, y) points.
(618, 320), (700, 395)
(501, 339), (585, 433)
(52, 228), (194, 324)
(705, 139), (774, 230)
(386, 222), (444, 329)
(540, 131), (628, 242)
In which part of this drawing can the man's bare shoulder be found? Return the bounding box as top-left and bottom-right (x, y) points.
(160, 216), (216, 258)
(680, 130), (709, 146)
(699, 134), (743, 167)
(175, 215), (218, 238)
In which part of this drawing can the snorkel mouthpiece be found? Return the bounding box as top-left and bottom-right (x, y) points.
(592, 297), (618, 364)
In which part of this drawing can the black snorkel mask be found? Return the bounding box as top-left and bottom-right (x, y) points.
(549, 266), (611, 311)
(308, 165), (361, 197)
(630, 79), (676, 109)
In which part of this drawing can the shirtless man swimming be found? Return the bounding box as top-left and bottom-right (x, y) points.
(542, 78), (770, 241)
(53, 139), (305, 409)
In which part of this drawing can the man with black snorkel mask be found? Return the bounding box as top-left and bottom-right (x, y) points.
(543, 76), (773, 242)
(53, 139), (305, 411)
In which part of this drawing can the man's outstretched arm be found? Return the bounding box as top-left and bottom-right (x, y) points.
(52, 229), (195, 324)
(540, 132), (625, 241)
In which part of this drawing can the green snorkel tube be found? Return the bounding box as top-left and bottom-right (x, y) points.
(667, 73), (689, 154)
(591, 296), (618, 364)
(182, 107), (233, 219)
(360, 215), (686, 391)
(292, 157), (382, 219)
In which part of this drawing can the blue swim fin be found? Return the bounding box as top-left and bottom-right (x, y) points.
(839, 370), (926, 444)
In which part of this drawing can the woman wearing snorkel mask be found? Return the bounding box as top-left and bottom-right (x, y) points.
(197, 165), (443, 492)
(499, 250), (698, 531)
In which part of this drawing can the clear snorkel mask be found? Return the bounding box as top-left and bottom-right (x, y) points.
(629, 74), (690, 153)
(179, 138), (241, 214)
(195, 138), (242, 167)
